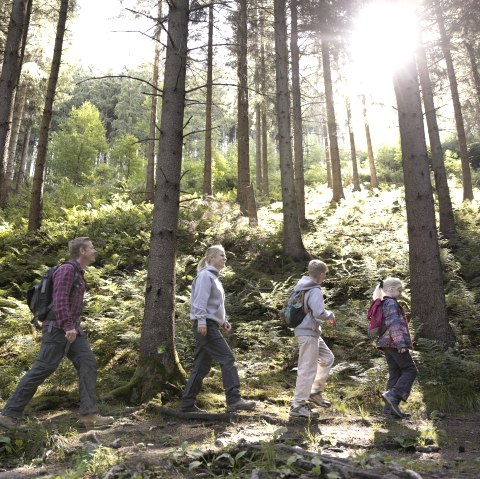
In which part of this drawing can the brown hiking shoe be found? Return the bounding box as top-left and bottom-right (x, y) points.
(78, 413), (114, 428)
(309, 393), (332, 408)
(0, 414), (20, 430)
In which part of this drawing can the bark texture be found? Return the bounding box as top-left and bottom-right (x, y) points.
(433, 0), (473, 201)
(290, 0), (306, 225)
(0, 80), (27, 206)
(28, 0), (68, 232)
(203, 2), (213, 196)
(236, 0), (250, 214)
(138, 0), (189, 402)
(417, 35), (456, 240)
(0, 0), (32, 194)
(393, 53), (454, 348)
(145, 0), (163, 203)
(346, 98), (360, 192)
(273, 0), (307, 261)
(321, 39), (344, 202)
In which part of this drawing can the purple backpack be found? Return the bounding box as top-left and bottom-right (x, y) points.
(367, 298), (386, 338)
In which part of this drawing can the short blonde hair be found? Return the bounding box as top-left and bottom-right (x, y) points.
(308, 259), (328, 276)
(68, 237), (91, 258)
(197, 244), (225, 272)
(372, 277), (403, 300)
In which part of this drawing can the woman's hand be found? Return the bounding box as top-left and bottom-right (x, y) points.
(197, 324), (207, 336)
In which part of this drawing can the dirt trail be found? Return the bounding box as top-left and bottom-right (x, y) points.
(1, 401), (479, 478)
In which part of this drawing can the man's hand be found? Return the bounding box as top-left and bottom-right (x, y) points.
(65, 329), (77, 343)
(223, 322), (232, 332)
(197, 324), (207, 336)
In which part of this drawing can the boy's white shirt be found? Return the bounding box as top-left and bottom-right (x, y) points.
(293, 275), (334, 337)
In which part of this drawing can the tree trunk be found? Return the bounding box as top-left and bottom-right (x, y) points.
(135, 0), (189, 402)
(346, 97), (360, 192)
(255, 102), (262, 192)
(260, 12), (269, 197)
(464, 40), (480, 109)
(27, 0), (68, 232)
(322, 117), (332, 188)
(433, 0), (473, 201)
(236, 0), (251, 215)
(392, 51), (454, 348)
(290, 0), (306, 226)
(246, 184), (258, 227)
(321, 39), (344, 203)
(361, 94), (378, 189)
(273, 0), (308, 261)
(0, 0), (32, 194)
(145, 0), (163, 203)
(417, 34), (456, 240)
(261, 108), (269, 196)
(15, 122), (31, 192)
(0, 80), (27, 206)
(203, 2), (213, 196)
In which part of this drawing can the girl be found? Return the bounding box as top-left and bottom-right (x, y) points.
(373, 277), (417, 418)
(180, 245), (256, 413)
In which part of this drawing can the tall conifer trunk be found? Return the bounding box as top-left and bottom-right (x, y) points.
(236, 0), (250, 214)
(433, 0), (473, 201)
(361, 94), (378, 189)
(321, 39), (344, 202)
(145, 0), (163, 203)
(417, 33), (456, 239)
(393, 53), (453, 348)
(133, 0), (189, 402)
(273, 0), (307, 261)
(0, 80), (27, 206)
(290, 0), (306, 226)
(28, 0), (68, 232)
(15, 122), (31, 192)
(0, 0), (32, 195)
(203, 2), (213, 196)
(346, 98), (360, 192)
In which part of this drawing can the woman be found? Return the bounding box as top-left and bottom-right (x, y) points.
(373, 277), (417, 418)
(180, 245), (256, 413)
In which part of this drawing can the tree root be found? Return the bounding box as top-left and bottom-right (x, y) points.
(158, 406), (232, 422)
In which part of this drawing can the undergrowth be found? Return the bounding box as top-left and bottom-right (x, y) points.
(1, 184), (480, 470)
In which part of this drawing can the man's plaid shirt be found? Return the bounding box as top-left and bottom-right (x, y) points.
(43, 260), (86, 333)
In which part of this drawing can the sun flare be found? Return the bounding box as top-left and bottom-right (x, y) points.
(349, 1), (418, 88)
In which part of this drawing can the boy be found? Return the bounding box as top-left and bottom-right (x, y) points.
(290, 260), (335, 418)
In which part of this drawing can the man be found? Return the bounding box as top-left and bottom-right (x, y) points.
(0, 237), (113, 429)
(290, 259), (336, 419)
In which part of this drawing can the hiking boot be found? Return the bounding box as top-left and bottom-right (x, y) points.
(78, 413), (114, 428)
(226, 398), (256, 413)
(383, 404), (411, 419)
(381, 391), (404, 419)
(309, 392), (332, 408)
(0, 414), (20, 430)
(289, 405), (318, 419)
(180, 404), (207, 413)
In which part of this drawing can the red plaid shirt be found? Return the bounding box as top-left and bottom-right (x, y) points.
(43, 260), (86, 333)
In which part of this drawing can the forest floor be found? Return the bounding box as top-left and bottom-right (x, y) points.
(1, 387), (480, 479)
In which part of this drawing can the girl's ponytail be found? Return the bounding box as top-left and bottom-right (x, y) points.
(372, 280), (384, 300)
